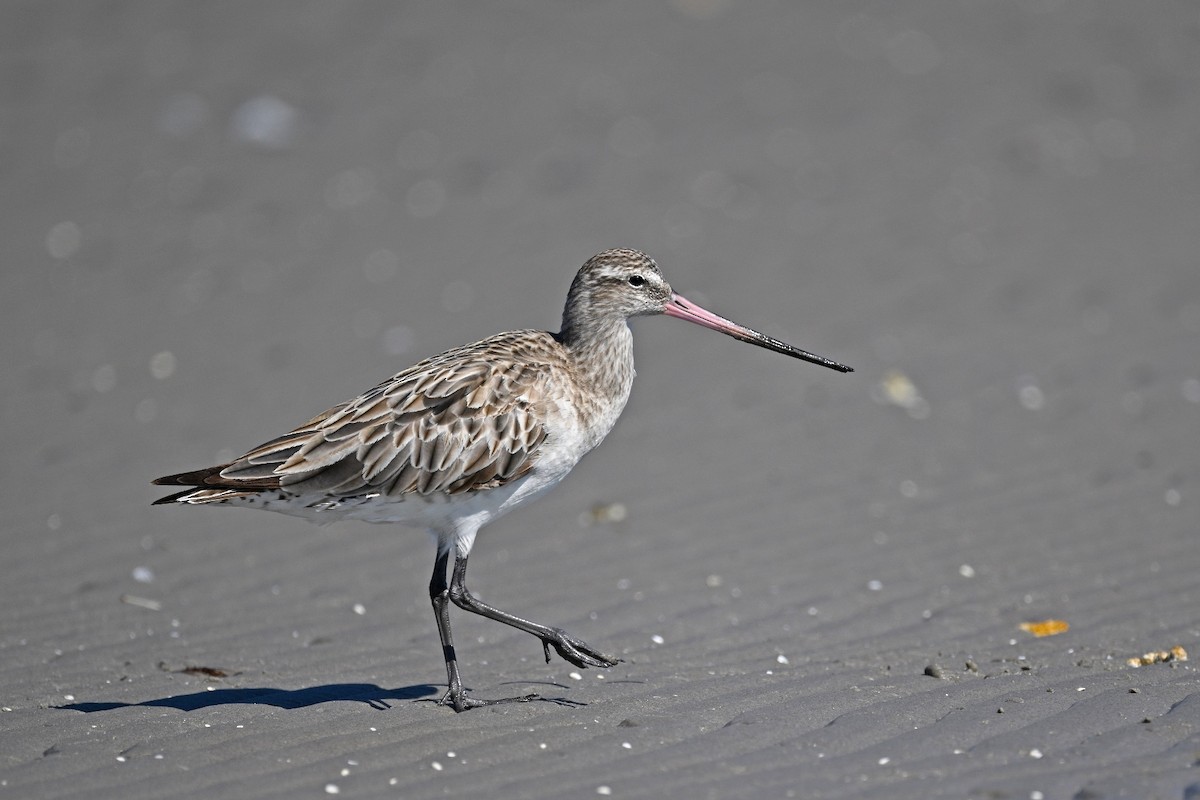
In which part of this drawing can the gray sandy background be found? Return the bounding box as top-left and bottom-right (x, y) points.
(3, 3), (1199, 798)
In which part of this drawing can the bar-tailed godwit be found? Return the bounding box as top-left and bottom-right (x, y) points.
(153, 248), (851, 711)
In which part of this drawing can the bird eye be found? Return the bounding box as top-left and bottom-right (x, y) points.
(627, 275), (646, 287)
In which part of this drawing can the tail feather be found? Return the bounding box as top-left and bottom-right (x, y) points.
(152, 464), (281, 505)
(152, 465), (229, 487)
(153, 487), (269, 505)
(152, 487), (194, 505)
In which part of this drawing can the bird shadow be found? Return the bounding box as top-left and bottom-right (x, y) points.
(57, 681), (588, 713)
(57, 683), (441, 713)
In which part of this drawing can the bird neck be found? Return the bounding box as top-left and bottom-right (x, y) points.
(559, 318), (636, 402)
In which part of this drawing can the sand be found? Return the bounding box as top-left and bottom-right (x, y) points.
(3, 3), (1198, 798)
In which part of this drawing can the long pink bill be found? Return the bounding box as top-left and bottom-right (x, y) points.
(663, 293), (853, 373)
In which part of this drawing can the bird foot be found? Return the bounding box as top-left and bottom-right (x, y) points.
(540, 627), (621, 669)
(436, 688), (540, 713)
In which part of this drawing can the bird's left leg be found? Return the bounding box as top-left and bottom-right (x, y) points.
(448, 553), (621, 670)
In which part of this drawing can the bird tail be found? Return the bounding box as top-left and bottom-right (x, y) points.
(151, 465), (277, 505)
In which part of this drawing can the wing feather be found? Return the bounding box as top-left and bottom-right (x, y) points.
(181, 331), (560, 499)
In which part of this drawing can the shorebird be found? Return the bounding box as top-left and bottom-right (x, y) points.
(153, 248), (851, 712)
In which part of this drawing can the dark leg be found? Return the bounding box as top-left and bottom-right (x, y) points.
(429, 548), (472, 711)
(449, 553), (620, 670)
(428, 548), (538, 712)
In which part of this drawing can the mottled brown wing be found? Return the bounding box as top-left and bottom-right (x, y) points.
(214, 332), (556, 497)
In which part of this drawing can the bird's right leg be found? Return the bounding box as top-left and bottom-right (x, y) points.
(429, 547), (473, 711)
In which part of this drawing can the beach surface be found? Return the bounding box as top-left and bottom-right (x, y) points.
(3, 3), (1198, 798)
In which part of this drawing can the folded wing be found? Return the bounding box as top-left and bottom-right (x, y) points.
(154, 332), (557, 500)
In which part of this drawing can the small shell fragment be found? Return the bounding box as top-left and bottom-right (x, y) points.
(1127, 645), (1188, 668)
(1019, 619), (1069, 637)
(579, 502), (627, 526)
(120, 594), (163, 611)
(873, 370), (930, 419)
